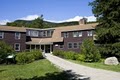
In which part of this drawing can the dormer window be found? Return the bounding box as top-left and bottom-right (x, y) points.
(63, 32), (69, 38)
(31, 31), (39, 37)
(87, 31), (93, 36)
(15, 32), (21, 39)
(73, 31), (82, 37)
(0, 31), (4, 39)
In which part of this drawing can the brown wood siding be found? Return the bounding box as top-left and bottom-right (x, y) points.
(0, 31), (26, 52)
(53, 30), (93, 53)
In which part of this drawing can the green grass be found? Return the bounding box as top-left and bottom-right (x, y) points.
(68, 60), (120, 72)
(0, 59), (61, 80)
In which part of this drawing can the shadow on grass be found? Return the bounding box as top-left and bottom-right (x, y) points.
(15, 70), (90, 80)
(0, 69), (6, 73)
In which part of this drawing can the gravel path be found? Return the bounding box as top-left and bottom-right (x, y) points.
(45, 54), (120, 80)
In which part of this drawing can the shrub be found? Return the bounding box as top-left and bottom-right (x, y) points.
(0, 41), (14, 63)
(15, 52), (29, 64)
(81, 39), (101, 62)
(52, 50), (65, 58)
(64, 51), (76, 60)
(15, 50), (43, 64)
(75, 54), (85, 61)
(30, 50), (43, 60)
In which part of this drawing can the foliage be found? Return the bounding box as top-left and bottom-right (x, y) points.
(0, 41), (14, 63)
(81, 39), (101, 62)
(15, 50), (43, 64)
(75, 54), (85, 62)
(53, 50), (76, 60)
(89, 0), (120, 61)
(64, 51), (76, 60)
(6, 16), (79, 28)
(52, 50), (65, 58)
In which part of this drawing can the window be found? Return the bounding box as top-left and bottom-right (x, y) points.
(15, 32), (21, 39)
(0, 31), (4, 39)
(59, 44), (64, 49)
(68, 43), (72, 49)
(73, 32), (78, 37)
(63, 32), (69, 38)
(73, 43), (78, 49)
(28, 31), (31, 36)
(43, 31), (47, 37)
(14, 43), (20, 51)
(78, 32), (82, 37)
(73, 31), (82, 37)
(87, 31), (93, 36)
(31, 31), (39, 37)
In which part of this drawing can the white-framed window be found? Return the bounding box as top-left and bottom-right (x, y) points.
(73, 32), (78, 37)
(68, 42), (72, 49)
(73, 31), (82, 37)
(0, 31), (4, 39)
(59, 44), (64, 49)
(31, 31), (39, 37)
(87, 31), (93, 36)
(63, 32), (69, 38)
(78, 31), (82, 37)
(14, 43), (20, 51)
(15, 32), (21, 39)
(73, 43), (78, 49)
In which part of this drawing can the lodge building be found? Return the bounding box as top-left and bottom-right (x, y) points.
(0, 18), (97, 53)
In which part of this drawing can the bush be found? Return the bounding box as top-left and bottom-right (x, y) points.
(53, 50), (76, 60)
(15, 50), (43, 64)
(64, 51), (76, 60)
(75, 54), (85, 61)
(81, 39), (101, 62)
(0, 41), (14, 63)
(52, 50), (65, 58)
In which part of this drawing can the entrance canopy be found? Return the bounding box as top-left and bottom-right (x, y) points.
(26, 37), (63, 45)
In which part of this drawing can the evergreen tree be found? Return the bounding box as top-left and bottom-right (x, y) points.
(30, 15), (44, 28)
(89, 0), (120, 60)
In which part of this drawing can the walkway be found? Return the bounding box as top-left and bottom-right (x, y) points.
(45, 54), (120, 80)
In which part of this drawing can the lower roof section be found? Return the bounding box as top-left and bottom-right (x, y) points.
(26, 37), (63, 45)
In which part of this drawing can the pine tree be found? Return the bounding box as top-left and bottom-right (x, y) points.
(89, 0), (120, 60)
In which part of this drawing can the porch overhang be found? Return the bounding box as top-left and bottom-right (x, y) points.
(26, 37), (63, 45)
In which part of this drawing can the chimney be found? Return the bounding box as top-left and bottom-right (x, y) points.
(79, 18), (87, 25)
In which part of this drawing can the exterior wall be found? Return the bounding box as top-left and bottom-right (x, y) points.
(0, 31), (26, 52)
(53, 30), (94, 53)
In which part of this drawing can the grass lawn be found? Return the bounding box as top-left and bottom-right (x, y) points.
(0, 59), (65, 80)
(68, 60), (120, 72)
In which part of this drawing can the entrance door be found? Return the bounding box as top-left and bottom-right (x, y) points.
(45, 45), (50, 53)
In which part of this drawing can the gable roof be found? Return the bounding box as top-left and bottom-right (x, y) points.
(0, 26), (26, 32)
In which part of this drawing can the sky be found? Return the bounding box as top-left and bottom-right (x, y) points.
(0, 0), (96, 25)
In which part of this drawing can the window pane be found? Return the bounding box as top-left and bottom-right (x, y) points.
(60, 45), (64, 48)
(15, 43), (20, 51)
(73, 32), (78, 37)
(73, 43), (78, 48)
(15, 32), (20, 39)
(78, 32), (82, 37)
(68, 43), (72, 48)
(0, 32), (4, 39)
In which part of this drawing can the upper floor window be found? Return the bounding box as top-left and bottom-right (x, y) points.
(14, 43), (20, 51)
(73, 31), (82, 37)
(0, 31), (4, 39)
(15, 32), (21, 39)
(63, 32), (69, 38)
(31, 31), (39, 37)
(87, 31), (93, 36)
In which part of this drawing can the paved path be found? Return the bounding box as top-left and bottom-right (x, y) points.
(45, 54), (120, 80)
